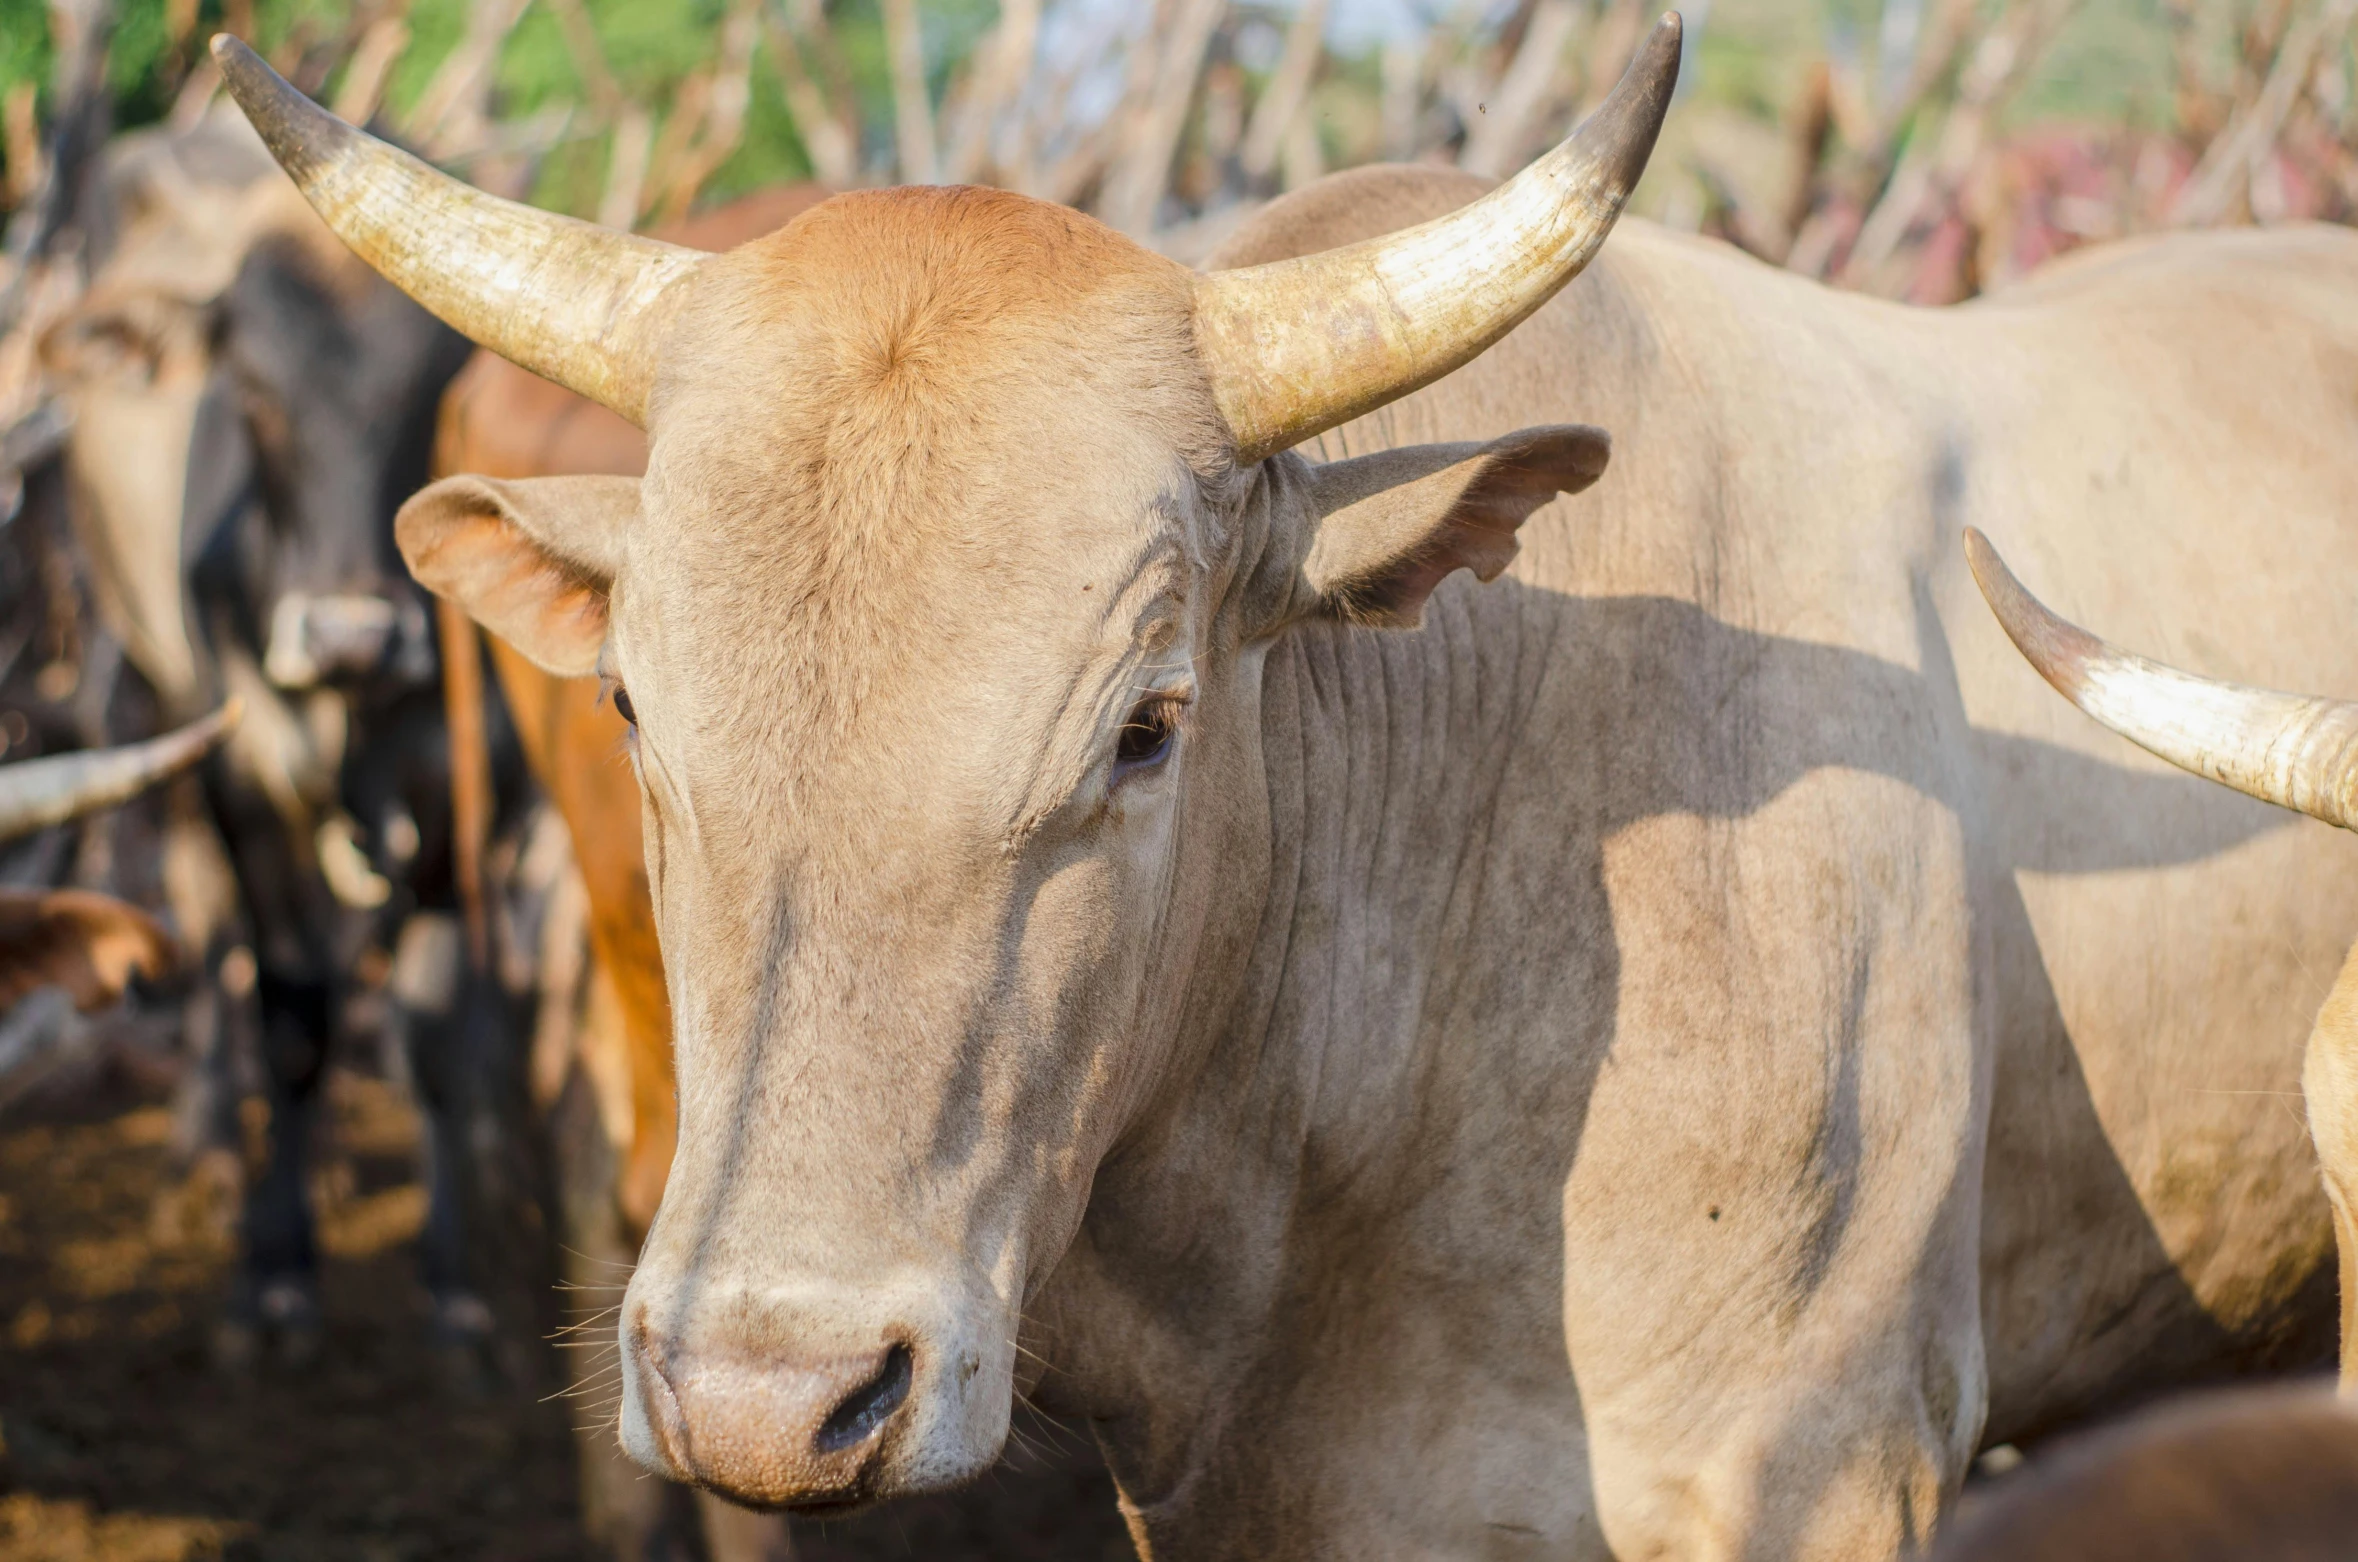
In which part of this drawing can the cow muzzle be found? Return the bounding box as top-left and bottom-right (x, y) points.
(263, 592), (432, 689)
(617, 1283), (1008, 1512)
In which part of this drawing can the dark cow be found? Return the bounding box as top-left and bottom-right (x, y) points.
(187, 205), (524, 1363)
(47, 104), (522, 1365)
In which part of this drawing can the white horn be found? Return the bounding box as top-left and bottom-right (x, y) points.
(0, 703), (243, 843)
(1193, 14), (1681, 464)
(1968, 528), (2358, 830)
(210, 36), (704, 427)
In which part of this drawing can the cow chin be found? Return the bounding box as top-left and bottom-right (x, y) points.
(615, 1274), (1014, 1512)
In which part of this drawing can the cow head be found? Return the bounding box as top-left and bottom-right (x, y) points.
(214, 22), (1676, 1512)
(214, 219), (469, 693)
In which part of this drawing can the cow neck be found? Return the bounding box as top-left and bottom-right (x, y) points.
(1039, 576), (1552, 1500)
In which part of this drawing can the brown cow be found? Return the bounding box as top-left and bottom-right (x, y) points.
(1932, 1383), (2358, 1562)
(0, 708), (238, 1070)
(437, 188), (825, 1562)
(439, 185), (831, 1242)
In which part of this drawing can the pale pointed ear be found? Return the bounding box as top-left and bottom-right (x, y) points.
(395, 474), (640, 676)
(1296, 424), (1610, 628)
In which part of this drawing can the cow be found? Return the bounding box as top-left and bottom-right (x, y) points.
(41, 103), (517, 1371)
(217, 17), (2358, 1557)
(0, 705), (237, 1014)
(1931, 1382), (2358, 1562)
(1966, 529), (2358, 1398)
(0, 708), (237, 1093)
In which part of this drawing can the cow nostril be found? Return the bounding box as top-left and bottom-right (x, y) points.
(814, 1343), (912, 1454)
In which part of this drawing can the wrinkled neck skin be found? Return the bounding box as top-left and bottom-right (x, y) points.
(1030, 580), (1567, 1551)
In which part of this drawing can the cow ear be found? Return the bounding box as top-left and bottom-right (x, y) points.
(1292, 424), (1610, 628)
(0, 889), (179, 1013)
(396, 474), (639, 677)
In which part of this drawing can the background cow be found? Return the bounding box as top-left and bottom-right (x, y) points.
(435, 184), (829, 1562)
(1933, 1382), (2358, 1562)
(0, 707), (236, 1075)
(41, 100), (527, 1371)
(1968, 528), (2358, 1397)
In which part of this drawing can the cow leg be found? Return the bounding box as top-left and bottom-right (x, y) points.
(229, 966), (334, 1366)
(2301, 938), (2358, 1395)
(694, 1492), (792, 1562)
(387, 911), (499, 1385)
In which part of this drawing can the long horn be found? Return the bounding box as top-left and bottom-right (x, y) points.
(1967, 528), (2358, 830)
(209, 36), (704, 426)
(0, 703), (243, 844)
(1194, 14), (1681, 464)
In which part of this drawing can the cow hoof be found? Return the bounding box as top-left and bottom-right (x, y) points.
(430, 1290), (497, 1398)
(433, 1339), (492, 1398)
(256, 1276), (323, 1368)
(209, 1316), (260, 1375)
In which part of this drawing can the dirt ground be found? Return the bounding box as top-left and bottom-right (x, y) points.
(0, 1069), (1136, 1562)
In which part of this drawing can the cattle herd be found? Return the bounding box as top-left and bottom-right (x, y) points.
(8, 4), (2358, 1558)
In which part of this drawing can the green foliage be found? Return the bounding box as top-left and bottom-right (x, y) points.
(0, 0), (2295, 226)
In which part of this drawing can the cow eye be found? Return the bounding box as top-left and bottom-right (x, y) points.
(1114, 696), (1180, 777)
(611, 684), (637, 726)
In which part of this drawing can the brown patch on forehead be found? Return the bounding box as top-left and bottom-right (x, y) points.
(658, 185), (1211, 452)
(630, 187), (1222, 790)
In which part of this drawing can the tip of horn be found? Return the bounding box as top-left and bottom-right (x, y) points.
(1573, 13), (1683, 194)
(1964, 527), (2101, 704)
(210, 32), (349, 188)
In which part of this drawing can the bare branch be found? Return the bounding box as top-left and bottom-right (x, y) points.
(329, 15), (412, 126)
(2171, 0), (2358, 226)
(656, 0), (763, 220)
(545, 0), (623, 117)
(943, 0), (1041, 186)
(3, 85), (41, 211)
(761, 0), (858, 187)
(882, 0), (939, 183)
(1459, 0), (1577, 178)
(1239, 0), (1329, 186)
(599, 103), (653, 230)
(1101, 0), (1228, 235)
(405, 0), (535, 160)
(1843, 0), (2073, 290)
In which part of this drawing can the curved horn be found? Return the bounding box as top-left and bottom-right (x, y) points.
(1967, 528), (2358, 830)
(0, 702), (243, 844)
(1194, 14), (1681, 464)
(209, 36), (703, 426)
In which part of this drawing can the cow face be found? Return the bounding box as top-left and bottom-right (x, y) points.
(217, 227), (469, 691)
(394, 186), (1609, 1511)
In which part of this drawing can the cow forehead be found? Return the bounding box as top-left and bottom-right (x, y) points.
(618, 189), (1226, 769)
(644, 186), (1221, 545)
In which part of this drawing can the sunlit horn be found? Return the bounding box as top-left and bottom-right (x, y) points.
(1968, 528), (2358, 830)
(1193, 14), (1681, 464)
(210, 35), (704, 426)
(0, 703), (243, 844)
